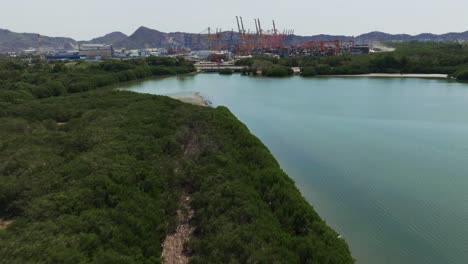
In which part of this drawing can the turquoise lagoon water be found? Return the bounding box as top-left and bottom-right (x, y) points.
(123, 74), (468, 264)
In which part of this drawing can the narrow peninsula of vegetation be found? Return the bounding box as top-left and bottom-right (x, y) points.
(0, 58), (353, 263)
(237, 41), (468, 80)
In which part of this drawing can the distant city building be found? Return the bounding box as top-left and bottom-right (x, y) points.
(350, 45), (370, 54)
(46, 54), (86, 60)
(46, 53), (85, 60)
(114, 48), (165, 58)
(190, 50), (231, 61)
(79, 44), (113, 58)
(24, 48), (36, 54)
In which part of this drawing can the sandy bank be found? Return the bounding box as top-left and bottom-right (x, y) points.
(323, 73), (449, 79)
(170, 92), (211, 107)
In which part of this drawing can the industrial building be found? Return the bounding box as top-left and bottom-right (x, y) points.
(189, 50), (232, 61)
(350, 45), (370, 54)
(46, 51), (86, 60)
(79, 44), (113, 58)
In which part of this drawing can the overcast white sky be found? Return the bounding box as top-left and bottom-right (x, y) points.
(1, 0), (467, 40)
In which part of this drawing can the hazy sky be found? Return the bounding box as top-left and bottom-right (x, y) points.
(1, 0), (467, 40)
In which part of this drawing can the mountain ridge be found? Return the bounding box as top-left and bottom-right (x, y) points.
(1, 27), (467, 52)
(79, 31), (128, 45)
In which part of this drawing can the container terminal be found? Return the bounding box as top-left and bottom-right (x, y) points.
(12, 17), (371, 62)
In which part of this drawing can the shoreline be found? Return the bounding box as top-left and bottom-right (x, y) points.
(319, 73), (449, 79)
(196, 72), (450, 79)
(170, 92), (212, 107)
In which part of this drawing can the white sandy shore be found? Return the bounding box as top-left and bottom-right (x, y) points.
(170, 92), (211, 107)
(323, 73), (449, 79)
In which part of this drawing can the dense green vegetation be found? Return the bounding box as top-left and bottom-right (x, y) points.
(301, 67), (318, 77)
(453, 65), (468, 81)
(263, 65), (294, 77)
(218, 68), (233, 75)
(0, 58), (353, 263)
(0, 57), (195, 103)
(236, 41), (468, 80)
(239, 59), (293, 77)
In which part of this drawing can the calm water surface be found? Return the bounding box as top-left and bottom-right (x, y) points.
(123, 74), (468, 264)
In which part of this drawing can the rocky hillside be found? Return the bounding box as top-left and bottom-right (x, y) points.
(79, 32), (128, 45)
(0, 29), (76, 52)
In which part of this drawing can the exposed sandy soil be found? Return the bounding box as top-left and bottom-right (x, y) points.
(0, 219), (13, 230)
(161, 195), (194, 264)
(176, 97), (208, 107)
(370, 41), (396, 52)
(171, 92), (211, 107)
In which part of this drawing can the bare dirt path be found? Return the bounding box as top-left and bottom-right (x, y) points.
(0, 219), (13, 230)
(161, 195), (194, 264)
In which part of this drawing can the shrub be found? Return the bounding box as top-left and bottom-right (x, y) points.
(219, 69), (234, 75)
(46, 81), (66, 97)
(454, 66), (468, 80)
(150, 66), (175, 75)
(263, 65), (293, 77)
(301, 67), (317, 77)
(0, 90), (34, 103)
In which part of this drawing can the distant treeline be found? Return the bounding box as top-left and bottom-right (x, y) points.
(0, 58), (354, 262)
(0, 57), (195, 104)
(236, 41), (468, 80)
